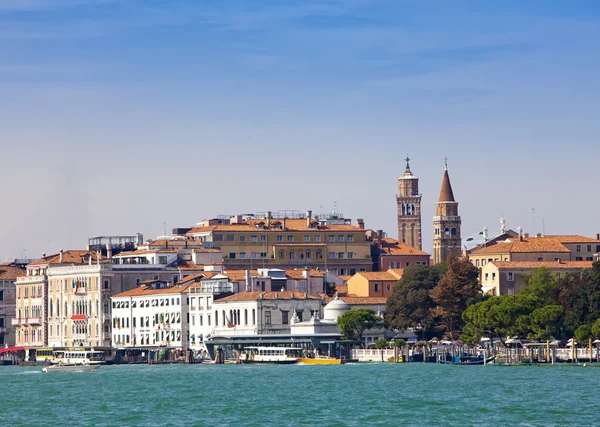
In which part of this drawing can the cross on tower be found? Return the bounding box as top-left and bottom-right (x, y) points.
(405, 154), (411, 172)
(444, 156), (448, 170)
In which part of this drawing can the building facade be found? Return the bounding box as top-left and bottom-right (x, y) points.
(373, 236), (430, 270)
(396, 156), (422, 250)
(0, 263), (25, 346)
(433, 163), (462, 264)
(179, 211), (373, 275)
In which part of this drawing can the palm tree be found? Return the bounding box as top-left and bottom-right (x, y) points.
(374, 338), (389, 362)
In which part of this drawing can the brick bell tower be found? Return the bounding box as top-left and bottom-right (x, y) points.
(433, 158), (462, 264)
(396, 155), (422, 250)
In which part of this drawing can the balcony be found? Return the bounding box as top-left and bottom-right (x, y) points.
(11, 318), (24, 326)
(28, 317), (42, 325)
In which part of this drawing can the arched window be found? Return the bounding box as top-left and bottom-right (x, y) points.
(222, 310), (226, 326)
(237, 309), (241, 325)
(215, 310), (219, 326)
(316, 251), (322, 259)
(451, 228), (457, 236)
(49, 299), (53, 317)
(279, 251), (285, 259)
(401, 224), (406, 243)
(252, 309), (256, 325)
(244, 309), (248, 325)
(65, 301), (68, 316)
(103, 300), (109, 314)
(401, 204), (406, 215)
(444, 227), (450, 235)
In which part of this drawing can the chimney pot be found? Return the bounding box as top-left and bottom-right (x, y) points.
(357, 218), (365, 230)
(596, 233), (600, 240)
(266, 211), (272, 228)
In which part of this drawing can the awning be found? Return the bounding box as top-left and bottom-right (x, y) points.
(0, 346), (26, 354)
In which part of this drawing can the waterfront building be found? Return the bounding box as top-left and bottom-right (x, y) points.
(468, 234), (600, 268)
(433, 161), (462, 264)
(14, 250), (97, 348)
(372, 234), (430, 270)
(177, 210), (372, 274)
(211, 291), (323, 336)
(396, 156), (422, 250)
(480, 260), (594, 295)
(47, 250), (182, 348)
(0, 262), (26, 346)
(111, 280), (192, 350)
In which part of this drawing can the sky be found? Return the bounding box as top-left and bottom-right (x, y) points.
(0, 0), (599, 261)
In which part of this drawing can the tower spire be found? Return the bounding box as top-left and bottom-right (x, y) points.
(405, 154), (411, 173)
(438, 166), (455, 202)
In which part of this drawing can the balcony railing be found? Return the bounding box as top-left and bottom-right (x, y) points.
(11, 318), (23, 326)
(28, 317), (42, 325)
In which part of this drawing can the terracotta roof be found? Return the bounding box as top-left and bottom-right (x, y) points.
(187, 218), (362, 234)
(387, 268), (404, 279)
(353, 271), (397, 281)
(0, 266), (26, 281)
(338, 275), (352, 282)
(184, 271), (223, 286)
(470, 238), (570, 255)
(378, 238), (429, 256)
(113, 283), (193, 298)
(542, 235), (600, 244)
(177, 260), (204, 271)
(28, 250), (100, 266)
(490, 261), (593, 270)
(335, 285), (348, 295)
(285, 269), (326, 279)
(215, 291), (321, 302)
(438, 169), (455, 202)
(222, 270), (261, 282)
(326, 296), (387, 305)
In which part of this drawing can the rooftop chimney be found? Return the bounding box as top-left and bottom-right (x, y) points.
(266, 211), (272, 228)
(357, 219), (365, 230)
(377, 229), (383, 246)
(59, 249), (64, 263)
(106, 244), (113, 260)
(306, 210), (312, 228)
(245, 269), (251, 291)
(596, 233), (599, 241)
(283, 217), (287, 231)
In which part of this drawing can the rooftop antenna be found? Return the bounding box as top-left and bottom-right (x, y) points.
(532, 208), (536, 235)
(332, 201), (337, 215)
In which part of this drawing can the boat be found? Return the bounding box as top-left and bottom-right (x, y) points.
(50, 349), (106, 366)
(298, 355), (345, 365)
(43, 362), (100, 373)
(438, 356), (495, 365)
(239, 347), (303, 364)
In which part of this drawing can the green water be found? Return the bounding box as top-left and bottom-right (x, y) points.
(2, 363), (599, 426)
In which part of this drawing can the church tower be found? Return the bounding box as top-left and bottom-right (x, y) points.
(397, 155), (422, 250)
(433, 159), (462, 264)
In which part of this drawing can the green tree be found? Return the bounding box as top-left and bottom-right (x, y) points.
(592, 318), (600, 339)
(336, 309), (384, 343)
(385, 265), (442, 339)
(521, 267), (559, 306)
(529, 305), (564, 340)
(430, 256), (480, 339)
(374, 338), (389, 362)
(575, 324), (592, 344)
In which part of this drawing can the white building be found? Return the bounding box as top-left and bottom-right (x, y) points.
(111, 280), (192, 350)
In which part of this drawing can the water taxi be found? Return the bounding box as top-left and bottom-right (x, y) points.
(298, 355), (345, 365)
(50, 350), (106, 366)
(239, 347), (303, 364)
(43, 363), (100, 373)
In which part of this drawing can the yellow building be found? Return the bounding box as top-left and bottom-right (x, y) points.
(182, 211), (373, 275)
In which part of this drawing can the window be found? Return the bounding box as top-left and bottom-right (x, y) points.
(239, 235), (246, 242)
(537, 257), (543, 261)
(508, 272), (514, 281)
(331, 268), (338, 274)
(348, 235), (355, 242)
(282, 311), (289, 325)
(476, 259), (480, 267)
(229, 253), (236, 259)
(576, 257), (583, 261)
(191, 315), (195, 326)
(484, 273), (489, 281)
(260, 252), (267, 259)
(158, 256), (168, 264)
(350, 268), (356, 275)
(239, 252), (247, 259)
(305, 251), (311, 259)
(374, 284), (379, 292)
(587, 257), (594, 261)
(492, 273), (496, 281)
(348, 252), (354, 259)
(576, 245), (581, 252)
(251, 252), (258, 259)
(0, 290), (3, 301)
(340, 268), (347, 275)
(405, 262), (411, 267)
(265, 311), (272, 325)
(338, 235), (344, 242)
(304, 235), (310, 242)
(338, 252), (344, 259)
(276, 235), (283, 242)
(226, 234), (235, 241)
(260, 235), (267, 242)
(359, 268), (366, 272)
(328, 235), (335, 242)
(328, 252), (336, 259)
(597, 245), (600, 253)
(295, 310), (303, 322)
(386, 284), (391, 292)
(287, 236), (294, 242)
(315, 236), (321, 243)
(251, 235), (258, 242)
(587, 245), (592, 252)
(214, 234), (223, 242)
(316, 251), (323, 259)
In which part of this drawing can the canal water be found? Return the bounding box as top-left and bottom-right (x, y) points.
(2, 363), (599, 426)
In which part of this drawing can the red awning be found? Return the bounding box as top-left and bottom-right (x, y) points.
(71, 314), (86, 320)
(0, 346), (25, 354)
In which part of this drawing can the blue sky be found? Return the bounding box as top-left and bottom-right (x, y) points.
(1, 0), (599, 260)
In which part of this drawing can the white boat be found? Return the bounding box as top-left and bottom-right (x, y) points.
(239, 347), (303, 364)
(50, 350), (106, 366)
(43, 362), (100, 373)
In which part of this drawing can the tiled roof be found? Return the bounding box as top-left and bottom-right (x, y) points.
(470, 238), (570, 255)
(543, 235), (600, 243)
(28, 250), (100, 266)
(113, 283), (193, 298)
(338, 275), (352, 282)
(378, 238), (429, 256)
(285, 269), (326, 280)
(387, 268), (404, 279)
(353, 271), (397, 281)
(215, 291), (321, 302)
(438, 169), (455, 202)
(335, 285), (348, 295)
(490, 261), (593, 270)
(187, 218), (362, 234)
(177, 260), (204, 271)
(0, 266), (26, 281)
(222, 270), (261, 282)
(326, 296), (387, 305)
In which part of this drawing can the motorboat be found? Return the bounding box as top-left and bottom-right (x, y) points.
(239, 347), (302, 364)
(298, 355), (345, 365)
(43, 362), (100, 373)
